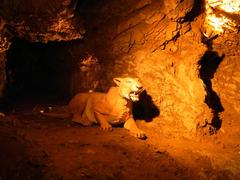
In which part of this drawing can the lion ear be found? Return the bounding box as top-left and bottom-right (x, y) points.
(113, 78), (122, 86)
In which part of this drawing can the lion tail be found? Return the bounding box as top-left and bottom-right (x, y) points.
(40, 111), (72, 119)
(39, 106), (72, 119)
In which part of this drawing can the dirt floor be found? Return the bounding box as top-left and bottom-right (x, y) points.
(0, 105), (239, 180)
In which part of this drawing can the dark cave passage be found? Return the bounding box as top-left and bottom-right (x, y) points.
(6, 38), (75, 104)
(199, 51), (224, 130)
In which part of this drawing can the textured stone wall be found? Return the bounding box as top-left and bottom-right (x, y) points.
(76, 0), (213, 134)
(0, 0), (85, 42)
(0, 0), (85, 100)
(212, 33), (240, 114)
(1, 0), (222, 135)
(0, 17), (10, 100)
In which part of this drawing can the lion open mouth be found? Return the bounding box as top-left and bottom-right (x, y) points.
(129, 91), (141, 102)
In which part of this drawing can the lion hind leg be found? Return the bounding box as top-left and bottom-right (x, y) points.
(72, 113), (93, 126)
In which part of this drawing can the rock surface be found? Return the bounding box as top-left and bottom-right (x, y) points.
(76, 0), (212, 134)
(0, 0), (240, 136)
(0, 0), (85, 102)
(0, 0), (85, 43)
(212, 33), (240, 113)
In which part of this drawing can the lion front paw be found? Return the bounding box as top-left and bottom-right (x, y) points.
(100, 123), (113, 131)
(134, 130), (147, 139)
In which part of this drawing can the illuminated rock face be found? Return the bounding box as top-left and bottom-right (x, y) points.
(0, 0), (85, 43)
(1, 0), (239, 135)
(77, 0), (213, 134)
(212, 33), (240, 114)
(204, 0), (239, 37)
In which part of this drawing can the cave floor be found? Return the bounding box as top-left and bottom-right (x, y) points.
(0, 108), (239, 180)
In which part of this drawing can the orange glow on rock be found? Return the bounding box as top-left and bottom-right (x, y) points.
(209, 0), (240, 13)
(204, 0), (239, 37)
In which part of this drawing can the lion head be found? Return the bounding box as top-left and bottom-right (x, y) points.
(113, 77), (143, 102)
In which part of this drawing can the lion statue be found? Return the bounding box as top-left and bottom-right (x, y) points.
(41, 77), (146, 139)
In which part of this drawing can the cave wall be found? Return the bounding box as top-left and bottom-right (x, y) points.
(0, 52), (6, 98)
(74, 0), (213, 134)
(4, 0), (240, 135)
(0, 0), (85, 101)
(212, 33), (240, 114)
(0, 15), (10, 100)
(0, 0), (85, 42)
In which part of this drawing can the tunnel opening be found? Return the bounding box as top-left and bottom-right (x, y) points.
(199, 51), (224, 130)
(6, 38), (75, 106)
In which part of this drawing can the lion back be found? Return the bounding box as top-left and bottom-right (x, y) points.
(68, 92), (106, 116)
(68, 87), (132, 124)
(68, 93), (91, 115)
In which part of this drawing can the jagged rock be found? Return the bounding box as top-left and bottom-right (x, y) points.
(0, 0), (85, 98)
(0, 0), (85, 43)
(76, 0), (212, 134)
(212, 33), (240, 113)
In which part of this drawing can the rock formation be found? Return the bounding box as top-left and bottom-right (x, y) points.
(0, 0), (239, 136)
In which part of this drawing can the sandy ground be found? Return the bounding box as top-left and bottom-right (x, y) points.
(0, 107), (239, 180)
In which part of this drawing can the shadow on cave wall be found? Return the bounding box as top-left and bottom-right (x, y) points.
(133, 90), (160, 122)
(183, 0), (205, 22)
(199, 51), (224, 130)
